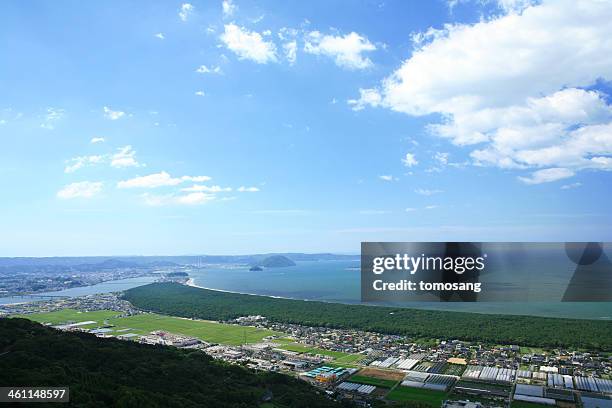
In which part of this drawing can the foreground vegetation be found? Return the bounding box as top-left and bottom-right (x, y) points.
(124, 283), (612, 350)
(0, 318), (349, 408)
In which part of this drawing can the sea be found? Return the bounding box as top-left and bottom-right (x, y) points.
(186, 260), (612, 321)
(2, 260), (611, 320)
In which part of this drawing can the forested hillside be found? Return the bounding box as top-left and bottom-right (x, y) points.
(124, 283), (612, 350)
(0, 318), (348, 408)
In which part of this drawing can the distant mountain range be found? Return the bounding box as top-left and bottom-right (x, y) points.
(0, 253), (358, 268)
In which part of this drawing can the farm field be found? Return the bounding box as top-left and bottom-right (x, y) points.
(14, 309), (121, 327)
(107, 314), (280, 345)
(13, 310), (280, 346)
(386, 386), (448, 406)
(275, 342), (363, 365)
(349, 374), (398, 388)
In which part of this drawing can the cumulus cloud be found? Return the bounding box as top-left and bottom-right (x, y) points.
(222, 0), (237, 17)
(142, 192), (216, 206)
(561, 182), (582, 190)
(64, 155), (105, 173)
(353, 0), (612, 183)
(195, 65), (222, 74)
(379, 175), (395, 182)
(415, 188), (443, 196)
(237, 186), (260, 192)
(103, 106), (125, 120)
(181, 184), (232, 192)
(518, 167), (575, 185)
(117, 171), (211, 189)
(283, 40), (297, 65)
(348, 88), (382, 111)
(220, 24), (277, 64)
(154, 33), (165, 40)
(40, 107), (64, 130)
(304, 31), (376, 70)
(195, 90), (205, 96)
(57, 181), (103, 199)
(90, 137), (105, 144)
(110, 145), (140, 168)
(179, 3), (194, 21)
(402, 153), (418, 167)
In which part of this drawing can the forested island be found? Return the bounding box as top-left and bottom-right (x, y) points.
(0, 318), (349, 407)
(124, 283), (612, 350)
(254, 255), (297, 268)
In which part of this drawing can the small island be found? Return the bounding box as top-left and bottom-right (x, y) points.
(250, 255), (296, 269)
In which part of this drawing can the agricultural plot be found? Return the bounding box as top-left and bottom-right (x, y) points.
(107, 314), (279, 345)
(358, 367), (406, 382)
(15, 310), (280, 346)
(444, 364), (467, 376)
(276, 343), (363, 365)
(14, 309), (120, 326)
(386, 386), (448, 406)
(349, 375), (398, 389)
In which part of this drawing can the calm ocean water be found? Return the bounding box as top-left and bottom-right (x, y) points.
(188, 260), (612, 320)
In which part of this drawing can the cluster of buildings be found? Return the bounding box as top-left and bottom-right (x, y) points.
(4, 294), (612, 408)
(0, 293), (139, 317)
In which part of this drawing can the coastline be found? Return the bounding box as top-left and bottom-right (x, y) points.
(180, 278), (612, 321)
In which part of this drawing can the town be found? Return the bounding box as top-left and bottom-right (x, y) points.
(2, 292), (611, 408)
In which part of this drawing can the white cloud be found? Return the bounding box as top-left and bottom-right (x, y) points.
(283, 40), (297, 65)
(402, 153), (418, 167)
(177, 192), (216, 205)
(415, 188), (443, 196)
(195, 65), (223, 74)
(220, 24), (277, 64)
(561, 182), (582, 190)
(195, 90), (205, 96)
(379, 175), (395, 181)
(103, 106), (125, 120)
(182, 184), (232, 192)
(518, 167), (575, 185)
(304, 31), (376, 70)
(64, 155), (105, 173)
(355, 0), (612, 183)
(222, 0), (237, 17)
(179, 3), (194, 21)
(237, 186), (260, 192)
(111, 145), (140, 168)
(117, 171), (211, 189)
(424, 205), (440, 210)
(348, 88), (382, 111)
(57, 181), (103, 199)
(40, 107), (64, 129)
(434, 152), (449, 165)
(90, 137), (105, 144)
(154, 33), (165, 40)
(405, 207), (417, 212)
(142, 192), (216, 206)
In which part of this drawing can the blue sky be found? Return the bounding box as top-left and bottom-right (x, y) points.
(1, 0), (611, 256)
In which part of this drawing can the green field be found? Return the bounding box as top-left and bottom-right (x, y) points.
(275, 342), (363, 365)
(14, 309), (280, 346)
(15, 309), (120, 325)
(386, 386), (448, 406)
(349, 375), (398, 388)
